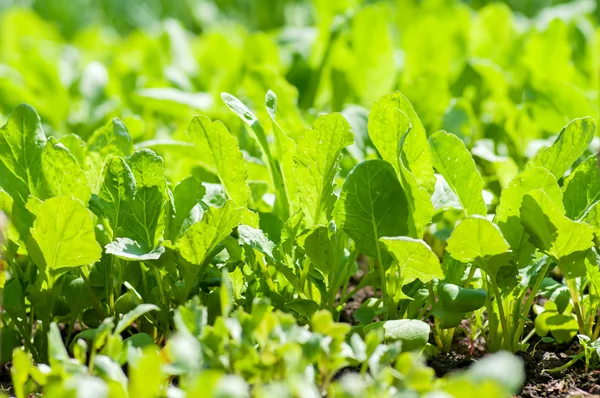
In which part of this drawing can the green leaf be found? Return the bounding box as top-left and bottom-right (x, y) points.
(429, 131), (486, 216)
(30, 196), (102, 277)
(237, 225), (275, 260)
(222, 92), (290, 220)
(382, 319), (430, 351)
(337, 159), (411, 258)
(294, 113), (354, 226)
(59, 134), (86, 166)
(520, 190), (594, 272)
(286, 299), (319, 320)
(494, 167), (562, 267)
(446, 216), (510, 263)
(370, 92), (435, 194)
(98, 156), (136, 237)
(115, 304), (159, 335)
(105, 238), (165, 261)
(167, 176), (206, 241)
(438, 283), (487, 312)
(127, 149), (166, 191)
(368, 93), (433, 235)
(120, 186), (165, 252)
(526, 117), (596, 178)
(379, 237), (443, 284)
(187, 115), (250, 207)
(87, 118), (134, 160)
(0, 104), (46, 205)
(266, 90), (297, 219)
(177, 200), (244, 266)
(534, 302), (578, 343)
(39, 137), (91, 203)
(297, 225), (337, 279)
(562, 154), (600, 220)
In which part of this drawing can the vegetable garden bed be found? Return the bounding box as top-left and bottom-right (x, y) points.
(0, 0), (600, 397)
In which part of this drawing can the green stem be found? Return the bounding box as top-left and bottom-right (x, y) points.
(443, 328), (455, 353)
(79, 268), (103, 317)
(566, 278), (587, 334)
(512, 258), (551, 349)
(464, 265), (477, 288)
(375, 255), (388, 321)
(544, 352), (585, 373)
(427, 282), (443, 350)
(489, 275), (512, 351)
(481, 274), (498, 351)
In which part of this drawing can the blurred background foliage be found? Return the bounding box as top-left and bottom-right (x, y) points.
(0, 0), (598, 187)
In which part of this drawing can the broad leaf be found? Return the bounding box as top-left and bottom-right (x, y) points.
(369, 92), (435, 193)
(520, 190), (594, 277)
(526, 117), (595, 178)
(105, 238), (165, 261)
(379, 237), (443, 284)
(429, 131), (486, 216)
(237, 224), (276, 260)
(120, 186), (165, 251)
(167, 176), (206, 241)
(562, 154), (600, 220)
(297, 225), (337, 279)
(127, 149), (166, 191)
(187, 115), (250, 207)
(337, 159), (411, 258)
(0, 104), (46, 205)
(294, 113), (353, 226)
(494, 167), (562, 267)
(87, 118), (134, 160)
(446, 216), (510, 263)
(368, 94), (433, 235)
(98, 156), (136, 237)
(31, 196), (101, 279)
(177, 200), (244, 265)
(40, 137), (91, 203)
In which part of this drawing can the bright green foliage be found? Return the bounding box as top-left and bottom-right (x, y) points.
(177, 200), (244, 266)
(295, 113), (353, 226)
(521, 190), (594, 277)
(0, 104), (45, 205)
(526, 118), (596, 179)
(3, 0), (600, 395)
(98, 157), (136, 237)
(562, 154), (600, 220)
(368, 93), (434, 235)
(31, 196), (101, 280)
(40, 137), (91, 203)
(338, 159), (411, 258)
(430, 131), (486, 216)
(446, 216), (510, 264)
(379, 237), (443, 284)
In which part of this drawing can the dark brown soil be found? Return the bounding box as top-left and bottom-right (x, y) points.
(517, 340), (600, 398)
(337, 272), (600, 397)
(338, 270), (376, 325)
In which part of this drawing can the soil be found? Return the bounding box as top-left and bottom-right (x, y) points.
(336, 277), (600, 398)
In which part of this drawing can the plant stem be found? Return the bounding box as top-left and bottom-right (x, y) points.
(481, 273), (498, 351)
(566, 278), (587, 334)
(544, 352), (585, 373)
(375, 253), (388, 320)
(490, 275), (512, 352)
(512, 258), (551, 349)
